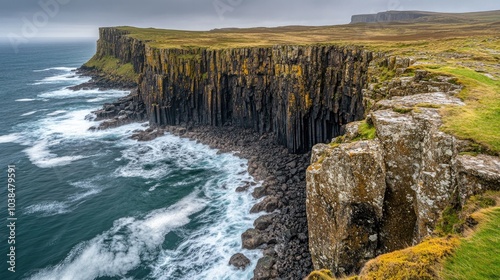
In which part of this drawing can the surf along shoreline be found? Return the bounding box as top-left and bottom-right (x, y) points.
(72, 67), (313, 279)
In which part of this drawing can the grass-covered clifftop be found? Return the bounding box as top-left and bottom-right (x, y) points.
(93, 10), (500, 153)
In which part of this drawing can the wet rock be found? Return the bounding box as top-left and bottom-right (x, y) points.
(242, 229), (266, 249)
(235, 183), (251, 193)
(254, 214), (275, 230)
(253, 256), (276, 280)
(252, 186), (268, 199)
(251, 197), (279, 213)
(229, 253), (251, 270)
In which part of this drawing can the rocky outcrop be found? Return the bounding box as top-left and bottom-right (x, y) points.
(307, 140), (386, 274)
(87, 90), (147, 130)
(350, 11), (433, 24)
(306, 70), (500, 275)
(229, 253), (251, 270)
(142, 45), (373, 153)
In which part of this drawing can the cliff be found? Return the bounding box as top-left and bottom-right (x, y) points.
(87, 27), (373, 153)
(350, 11), (434, 24)
(350, 10), (500, 24)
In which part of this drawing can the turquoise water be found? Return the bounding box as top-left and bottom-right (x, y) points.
(0, 42), (261, 280)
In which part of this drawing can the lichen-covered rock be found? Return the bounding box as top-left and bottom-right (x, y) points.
(371, 107), (459, 250)
(457, 154), (500, 205)
(307, 77), (500, 275)
(306, 140), (386, 274)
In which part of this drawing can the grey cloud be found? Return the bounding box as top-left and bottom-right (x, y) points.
(0, 0), (499, 38)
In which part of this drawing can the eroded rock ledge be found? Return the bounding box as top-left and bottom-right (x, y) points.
(306, 70), (500, 275)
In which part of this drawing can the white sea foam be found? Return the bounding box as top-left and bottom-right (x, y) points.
(24, 201), (70, 216)
(32, 73), (90, 85)
(151, 153), (262, 280)
(68, 189), (101, 202)
(27, 192), (207, 280)
(115, 134), (221, 179)
(0, 133), (21, 144)
(113, 133), (262, 279)
(148, 183), (161, 192)
(33, 67), (76, 72)
(21, 111), (38, 116)
(46, 110), (68, 116)
(24, 141), (87, 168)
(15, 98), (36, 102)
(67, 180), (104, 202)
(86, 97), (107, 103)
(22, 108), (145, 168)
(39, 88), (128, 99)
(19, 104), (142, 168)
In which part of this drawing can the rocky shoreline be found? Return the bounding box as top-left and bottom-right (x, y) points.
(159, 125), (313, 279)
(79, 70), (313, 279)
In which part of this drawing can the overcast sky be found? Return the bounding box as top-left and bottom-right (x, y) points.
(1, 0), (499, 39)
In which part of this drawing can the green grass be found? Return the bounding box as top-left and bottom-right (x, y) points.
(393, 107), (413, 114)
(442, 207), (500, 280)
(432, 66), (500, 154)
(84, 55), (138, 82)
(435, 206), (461, 235)
(354, 121), (377, 141)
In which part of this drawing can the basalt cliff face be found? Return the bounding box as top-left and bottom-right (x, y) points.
(91, 28), (372, 153)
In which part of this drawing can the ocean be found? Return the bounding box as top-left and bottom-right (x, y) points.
(0, 41), (261, 279)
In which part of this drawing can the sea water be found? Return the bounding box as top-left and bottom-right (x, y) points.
(0, 41), (261, 280)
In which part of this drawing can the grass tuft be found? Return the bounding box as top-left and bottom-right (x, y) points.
(359, 236), (460, 280)
(442, 207), (500, 280)
(354, 121), (377, 141)
(393, 107), (413, 114)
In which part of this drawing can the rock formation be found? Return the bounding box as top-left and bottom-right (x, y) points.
(306, 69), (500, 274)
